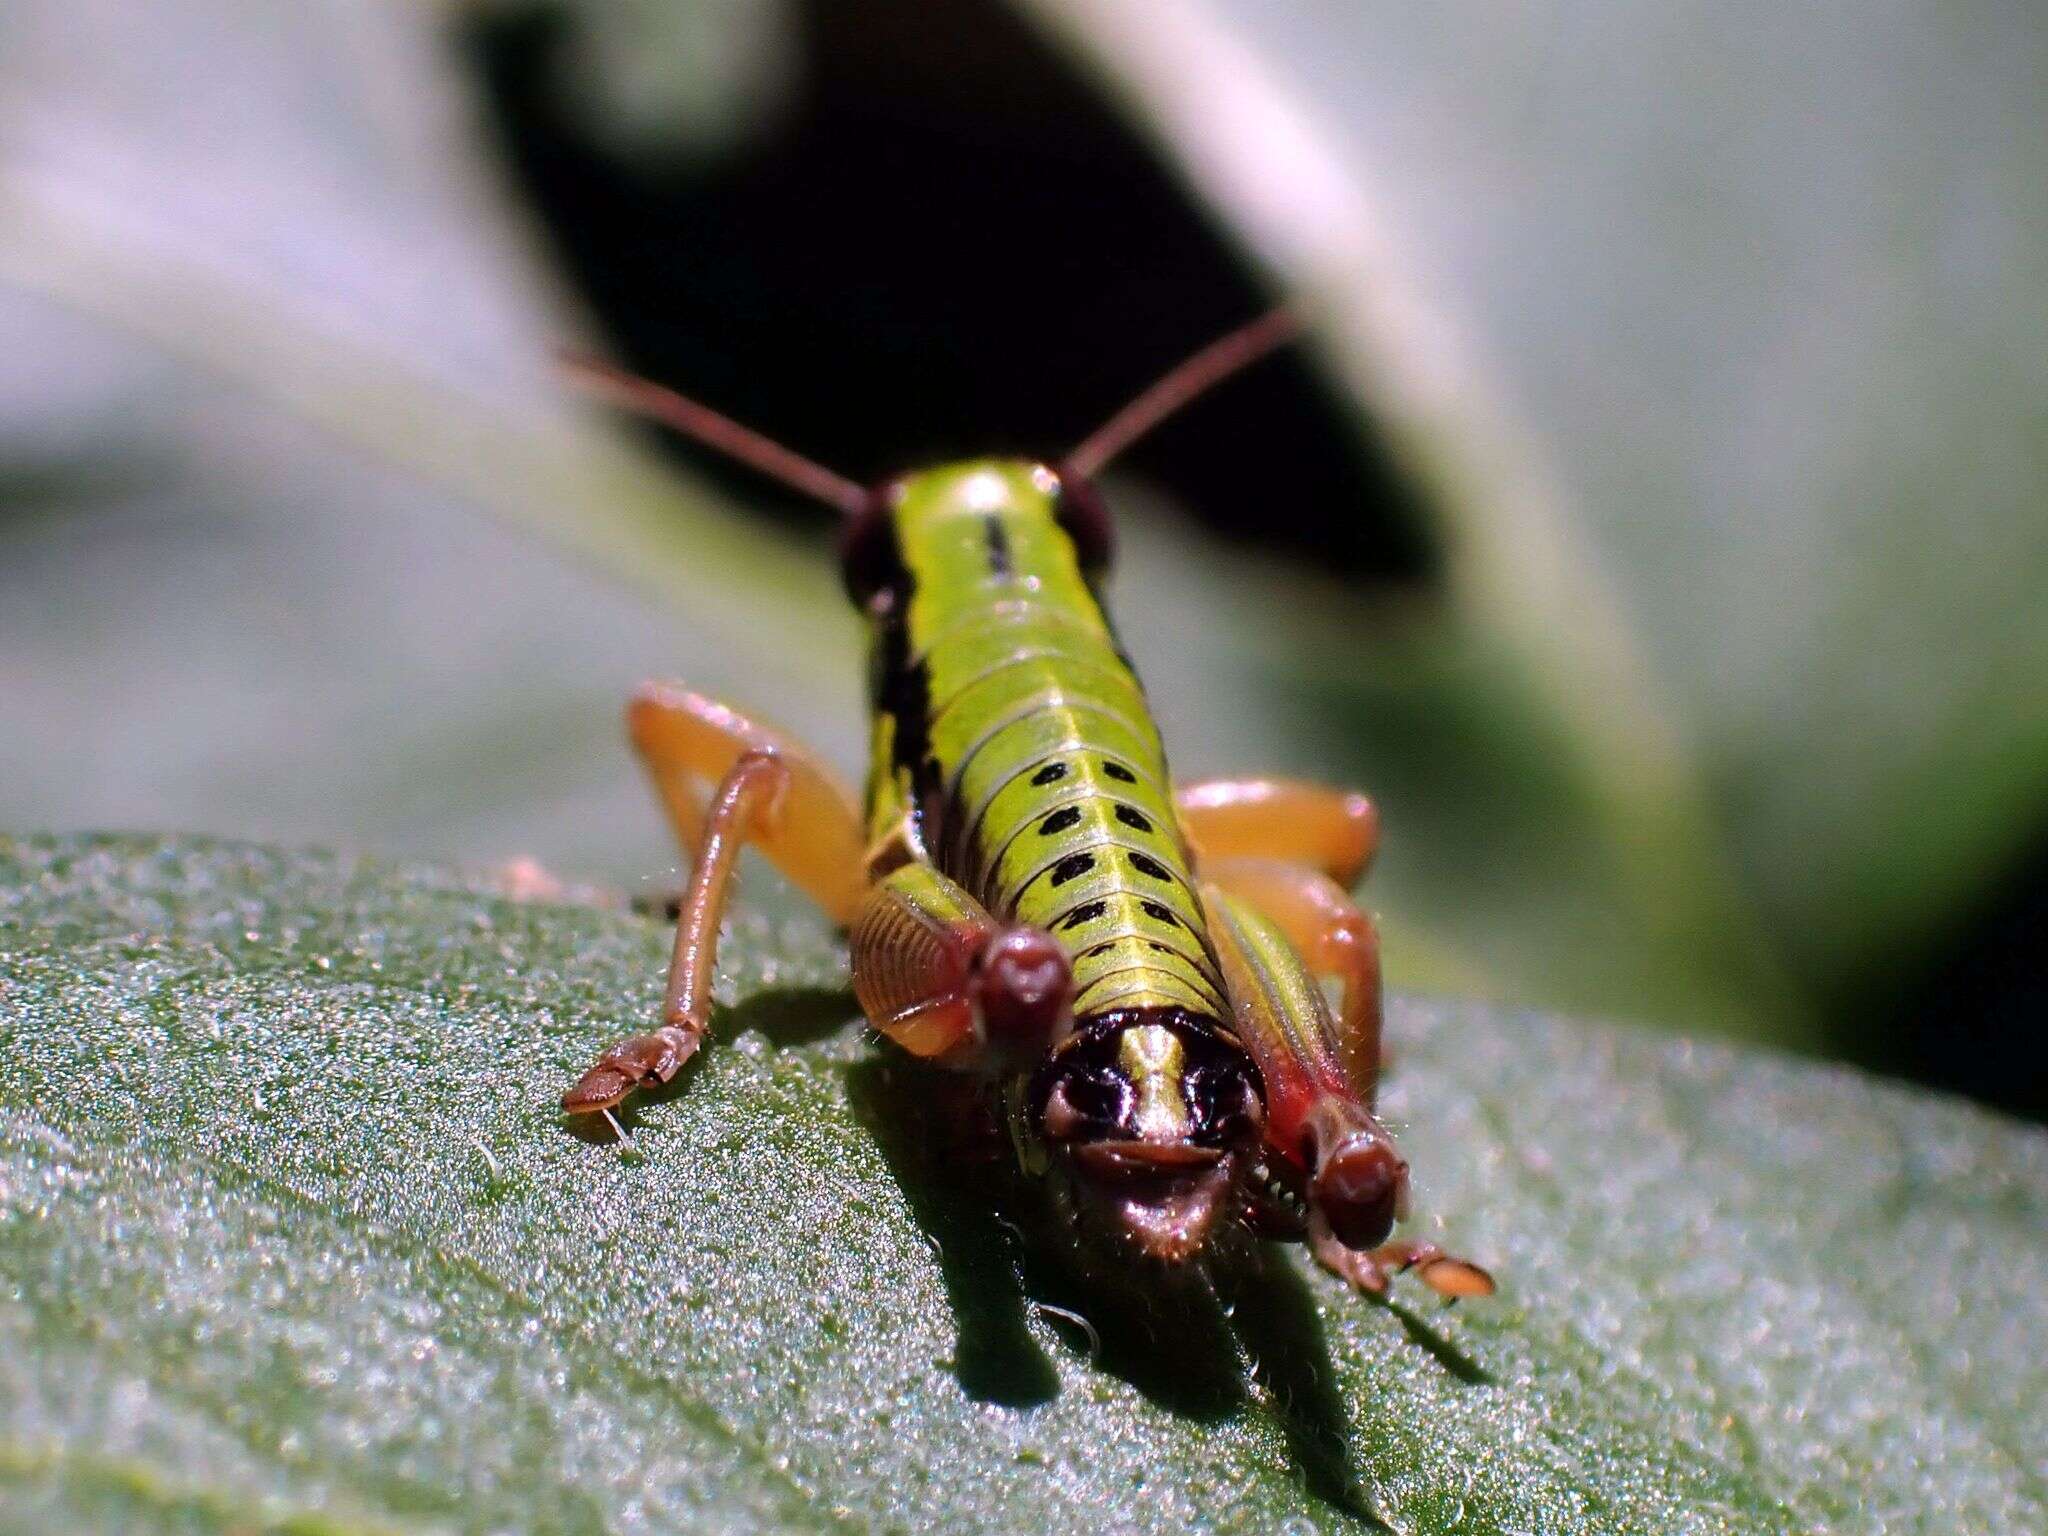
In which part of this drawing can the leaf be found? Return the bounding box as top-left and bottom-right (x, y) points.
(3, 834), (2042, 1534)
(1018, 0), (2048, 1042)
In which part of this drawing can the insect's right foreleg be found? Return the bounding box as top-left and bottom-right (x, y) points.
(851, 863), (1073, 1071)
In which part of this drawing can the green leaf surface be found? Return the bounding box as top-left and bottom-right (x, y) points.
(3, 834), (2042, 1534)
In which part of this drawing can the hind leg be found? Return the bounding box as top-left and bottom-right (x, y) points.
(561, 689), (867, 1125)
(1177, 777), (1379, 886)
(627, 683), (868, 923)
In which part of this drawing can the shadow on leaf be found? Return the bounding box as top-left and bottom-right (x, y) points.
(844, 1052), (1452, 1521)
(847, 1056), (1062, 1406)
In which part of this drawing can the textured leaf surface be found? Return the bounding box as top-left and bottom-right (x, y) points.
(2, 835), (2042, 1534)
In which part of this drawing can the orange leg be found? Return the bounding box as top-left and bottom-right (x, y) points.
(1202, 881), (1492, 1302)
(1177, 777), (1379, 887)
(1308, 1229), (1497, 1301)
(850, 863), (1072, 1071)
(564, 752), (789, 1121)
(562, 688), (868, 1125)
(1203, 857), (1382, 1100)
(627, 683), (867, 925)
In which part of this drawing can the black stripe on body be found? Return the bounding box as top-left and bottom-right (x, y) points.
(982, 515), (1014, 578)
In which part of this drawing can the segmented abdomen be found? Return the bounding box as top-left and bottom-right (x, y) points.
(906, 600), (1228, 1022)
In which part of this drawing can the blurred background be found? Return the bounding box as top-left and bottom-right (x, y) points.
(2, 0), (2043, 1119)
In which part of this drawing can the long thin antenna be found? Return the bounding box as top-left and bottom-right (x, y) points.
(559, 351), (869, 517)
(1066, 307), (1301, 479)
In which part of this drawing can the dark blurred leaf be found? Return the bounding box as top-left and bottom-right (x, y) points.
(0, 0), (861, 873)
(2, 833), (2044, 1533)
(1021, 0), (2048, 1044)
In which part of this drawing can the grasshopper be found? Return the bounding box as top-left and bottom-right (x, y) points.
(561, 312), (1491, 1299)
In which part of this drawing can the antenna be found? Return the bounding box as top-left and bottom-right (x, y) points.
(559, 351), (869, 518)
(1065, 307), (1301, 480)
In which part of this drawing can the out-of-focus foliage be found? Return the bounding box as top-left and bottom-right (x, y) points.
(4, 834), (2044, 1534)
(2, 0), (2045, 1058)
(1022, 0), (2048, 1045)
(0, 0), (855, 882)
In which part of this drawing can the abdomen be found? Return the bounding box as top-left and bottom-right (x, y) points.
(911, 600), (1230, 1023)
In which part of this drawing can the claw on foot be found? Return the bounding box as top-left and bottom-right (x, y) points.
(1416, 1256), (1496, 1300)
(1309, 1209), (1391, 1292)
(561, 1023), (700, 1115)
(1310, 1217), (1496, 1300)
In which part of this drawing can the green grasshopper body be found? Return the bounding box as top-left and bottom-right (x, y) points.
(562, 318), (1491, 1298)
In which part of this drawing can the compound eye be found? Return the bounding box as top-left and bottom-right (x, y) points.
(1050, 468), (1115, 573)
(1220, 1073), (1266, 1138)
(836, 484), (902, 606)
(1040, 1067), (1129, 1141)
(1191, 1064), (1265, 1142)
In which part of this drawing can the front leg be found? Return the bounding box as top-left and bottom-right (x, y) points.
(1310, 1231), (1498, 1300)
(1201, 883), (1493, 1301)
(851, 862), (1073, 1071)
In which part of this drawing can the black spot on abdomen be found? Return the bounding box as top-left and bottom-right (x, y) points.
(1050, 852), (1096, 887)
(1128, 852), (1171, 882)
(1039, 805), (1083, 837)
(1060, 899), (1109, 931)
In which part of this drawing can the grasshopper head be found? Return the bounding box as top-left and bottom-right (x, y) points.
(1029, 1011), (1264, 1266)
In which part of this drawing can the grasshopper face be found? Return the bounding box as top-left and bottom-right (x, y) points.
(1029, 1013), (1266, 1266)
